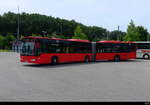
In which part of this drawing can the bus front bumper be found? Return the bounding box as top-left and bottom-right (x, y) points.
(20, 56), (41, 64)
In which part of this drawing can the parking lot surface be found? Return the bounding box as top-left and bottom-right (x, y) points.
(0, 52), (150, 102)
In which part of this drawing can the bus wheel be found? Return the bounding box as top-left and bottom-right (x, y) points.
(51, 57), (58, 65)
(143, 54), (150, 59)
(84, 56), (90, 63)
(114, 55), (120, 62)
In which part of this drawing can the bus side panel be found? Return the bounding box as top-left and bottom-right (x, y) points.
(39, 53), (92, 64)
(55, 53), (92, 63)
(117, 52), (136, 60)
(58, 53), (73, 63)
(70, 53), (92, 62)
(96, 53), (127, 61)
(40, 53), (71, 63)
(69, 54), (79, 62)
(39, 54), (52, 64)
(128, 52), (136, 59)
(96, 53), (115, 60)
(96, 52), (136, 61)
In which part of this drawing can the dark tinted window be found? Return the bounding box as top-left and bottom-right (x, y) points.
(96, 43), (112, 53)
(69, 41), (91, 53)
(37, 39), (65, 53)
(37, 39), (92, 53)
(96, 43), (136, 53)
(136, 43), (150, 49)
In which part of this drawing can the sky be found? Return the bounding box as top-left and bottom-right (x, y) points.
(0, 0), (149, 32)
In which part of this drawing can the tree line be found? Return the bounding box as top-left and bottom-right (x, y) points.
(0, 12), (149, 50)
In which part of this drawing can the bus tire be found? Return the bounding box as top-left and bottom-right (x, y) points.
(114, 55), (120, 62)
(143, 54), (150, 59)
(84, 56), (90, 63)
(51, 57), (58, 65)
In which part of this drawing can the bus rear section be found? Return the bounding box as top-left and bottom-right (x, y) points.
(20, 37), (92, 64)
(95, 41), (136, 61)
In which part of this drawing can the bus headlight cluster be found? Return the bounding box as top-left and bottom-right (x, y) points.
(31, 59), (36, 61)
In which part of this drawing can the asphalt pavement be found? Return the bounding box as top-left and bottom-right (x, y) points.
(0, 52), (150, 102)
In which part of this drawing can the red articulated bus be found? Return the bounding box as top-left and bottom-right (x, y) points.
(20, 36), (92, 64)
(20, 36), (136, 64)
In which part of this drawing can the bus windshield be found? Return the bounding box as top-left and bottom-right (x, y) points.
(21, 39), (35, 56)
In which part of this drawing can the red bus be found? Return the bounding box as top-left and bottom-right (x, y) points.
(20, 36), (92, 64)
(20, 36), (136, 64)
(96, 41), (136, 61)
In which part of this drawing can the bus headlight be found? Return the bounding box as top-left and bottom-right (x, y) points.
(31, 59), (36, 61)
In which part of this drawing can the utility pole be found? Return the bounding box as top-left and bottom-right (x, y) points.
(42, 31), (47, 37)
(60, 22), (63, 35)
(107, 31), (109, 40)
(17, 6), (20, 40)
(118, 25), (120, 41)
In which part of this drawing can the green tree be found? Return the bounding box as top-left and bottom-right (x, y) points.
(0, 12), (108, 41)
(84, 26), (107, 41)
(72, 25), (88, 40)
(110, 30), (126, 41)
(4, 34), (15, 49)
(137, 26), (149, 41)
(4, 12), (150, 42)
(32, 33), (42, 37)
(124, 20), (140, 41)
(0, 35), (4, 49)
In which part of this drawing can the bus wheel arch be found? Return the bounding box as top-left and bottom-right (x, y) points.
(51, 56), (58, 64)
(143, 54), (150, 59)
(114, 55), (120, 62)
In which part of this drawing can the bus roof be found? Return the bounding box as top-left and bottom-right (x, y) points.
(98, 40), (121, 43)
(23, 36), (90, 43)
(67, 39), (90, 43)
(23, 36), (67, 41)
(96, 40), (134, 43)
(134, 41), (150, 43)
